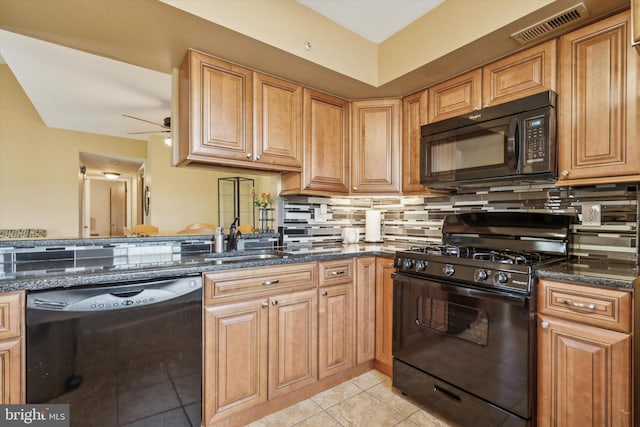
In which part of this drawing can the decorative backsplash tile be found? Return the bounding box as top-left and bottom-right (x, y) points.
(281, 183), (639, 263)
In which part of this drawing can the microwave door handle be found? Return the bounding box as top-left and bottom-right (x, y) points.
(508, 116), (519, 169)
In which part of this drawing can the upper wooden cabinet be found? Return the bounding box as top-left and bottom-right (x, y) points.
(253, 72), (302, 169)
(351, 99), (401, 193)
(177, 50), (301, 172)
(482, 39), (556, 107)
(428, 68), (482, 123)
(557, 11), (640, 186)
(281, 88), (350, 195)
(428, 40), (556, 123)
(402, 90), (428, 194)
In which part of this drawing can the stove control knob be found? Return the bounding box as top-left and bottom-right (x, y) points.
(415, 260), (427, 271)
(403, 258), (414, 270)
(474, 269), (488, 282)
(494, 271), (509, 285)
(394, 257), (402, 268)
(443, 264), (455, 277)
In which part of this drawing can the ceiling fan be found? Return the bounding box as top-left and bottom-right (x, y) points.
(122, 114), (171, 135)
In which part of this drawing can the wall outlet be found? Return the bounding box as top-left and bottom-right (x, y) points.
(582, 203), (601, 226)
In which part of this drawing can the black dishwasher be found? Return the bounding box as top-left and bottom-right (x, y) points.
(26, 276), (202, 427)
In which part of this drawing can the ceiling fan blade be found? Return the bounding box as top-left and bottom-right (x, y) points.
(122, 114), (169, 128)
(126, 130), (171, 134)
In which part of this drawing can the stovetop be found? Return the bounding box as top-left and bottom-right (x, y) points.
(394, 212), (572, 294)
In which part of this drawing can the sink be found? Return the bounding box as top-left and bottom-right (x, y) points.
(202, 250), (289, 264)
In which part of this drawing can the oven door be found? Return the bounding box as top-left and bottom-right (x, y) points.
(420, 114), (519, 187)
(392, 274), (533, 420)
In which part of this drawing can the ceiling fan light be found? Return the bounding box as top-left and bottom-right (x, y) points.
(103, 172), (120, 180)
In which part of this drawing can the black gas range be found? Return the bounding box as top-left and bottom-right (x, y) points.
(395, 211), (571, 294)
(392, 212), (571, 427)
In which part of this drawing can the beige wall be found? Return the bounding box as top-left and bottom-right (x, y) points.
(0, 64), (279, 238)
(0, 64), (147, 237)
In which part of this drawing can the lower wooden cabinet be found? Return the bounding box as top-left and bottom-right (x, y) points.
(318, 283), (354, 379)
(375, 257), (394, 374)
(0, 291), (23, 404)
(537, 279), (632, 426)
(355, 257), (376, 364)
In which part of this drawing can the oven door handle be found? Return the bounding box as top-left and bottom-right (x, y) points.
(440, 283), (529, 307)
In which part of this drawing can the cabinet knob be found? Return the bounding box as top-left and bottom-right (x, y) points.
(540, 321), (549, 329)
(256, 155), (261, 160)
(353, 187), (358, 191)
(261, 302), (268, 308)
(561, 170), (569, 177)
(483, 104), (489, 108)
(321, 291), (328, 297)
(246, 153), (253, 159)
(271, 299), (278, 306)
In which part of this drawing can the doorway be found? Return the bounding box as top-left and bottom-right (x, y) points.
(88, 179), (127, 237)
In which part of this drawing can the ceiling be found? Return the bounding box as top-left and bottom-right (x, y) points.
(296, 0), (445, 43)
(0, 0), (631, 145)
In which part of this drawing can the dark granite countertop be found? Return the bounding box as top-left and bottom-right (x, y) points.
(0, 244), (398, 293)
(536, 257), (639, 290)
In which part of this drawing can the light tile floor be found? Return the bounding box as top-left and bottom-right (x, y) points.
(247, 370), (457, 427)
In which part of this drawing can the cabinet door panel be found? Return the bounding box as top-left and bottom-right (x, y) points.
(0, 338), (22, 404)
(558, 12), (640, 183)
(351, 99), (401, 193)
(375, 258), (394, 370)
(203, 300), (268, 424)
(319, 284), (354, 379)
(402, 91), (427, 193)
(537, 315), (631, 427)
(302, 89), (349, 193)
(355, 257), (376, 364)
(254, 72), (302, 169)
(428, 69), (482, 123)
(268, 289), (317, 399)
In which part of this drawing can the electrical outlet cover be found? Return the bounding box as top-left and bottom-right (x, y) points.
(582, 203), (601, 226)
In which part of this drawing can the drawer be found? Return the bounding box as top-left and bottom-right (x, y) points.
(0, 292), (23, 341)
(537, 279), (631, 333)
(204, 262), (317, 304)
(318, 259), (354, 287)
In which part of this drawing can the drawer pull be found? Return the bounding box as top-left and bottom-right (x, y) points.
(331, 271), (345, 276)
(263, 279), (280, 286)
(563, 299), (596, 311)
(261, 302), (268, 308)
(321, 291), (328, 297)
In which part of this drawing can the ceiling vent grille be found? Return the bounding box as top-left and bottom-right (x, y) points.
(511, 3), (589, 44)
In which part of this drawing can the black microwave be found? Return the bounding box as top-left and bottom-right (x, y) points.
(420, 90), (557, 189)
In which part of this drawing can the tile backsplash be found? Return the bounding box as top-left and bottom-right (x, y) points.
(281, 183), (639, 263)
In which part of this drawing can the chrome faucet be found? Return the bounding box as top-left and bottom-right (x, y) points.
(226, 217), (241, 251)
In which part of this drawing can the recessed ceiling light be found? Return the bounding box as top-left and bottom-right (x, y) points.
(103, 172), (120, 180)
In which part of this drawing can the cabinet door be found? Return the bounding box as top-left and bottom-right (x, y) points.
(633, 0), (640, 52)
(318, 283), (354, 379)
(427, 68), (482, 123)
(268, 289), (317, 399)
(253, 72), (302, 171)
(203, 299), (268, 425)
(355, 257), (376, 364)
(178, 49), (253, 166)
(537, 314), (631, 427)
(0, 339), (22, 404)
(558, 11), (640, 184)
(482, 39), (556, 107)
(351, 99), (401, 193)
(402, 90), (428, 194)
(301, 88), (350, 194)
(375, 257), (395, 373)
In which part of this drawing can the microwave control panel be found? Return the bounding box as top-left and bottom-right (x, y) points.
(524, 116), (547, 164)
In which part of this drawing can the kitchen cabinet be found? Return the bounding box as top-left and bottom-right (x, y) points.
(428, 68), (482, 123)
(375, 257), (394, 375)
(318, 259), (354, 379)
(402, 90), (428, 194)
(202, 263), (317, 426)
(557, 11), (640, 186)
(537, 279), (632, 427)
(350, 99), (401, 193)
(0, 291), (23, 404)
(428, 40), (556, 123)
(253, 72), (302, 170)
(177, 50), (302, 172)
(355, 257), (376, 364)
(281, 88), (350, 195)
(482, 39), (556, 107)
(633, 0), (639, 52)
